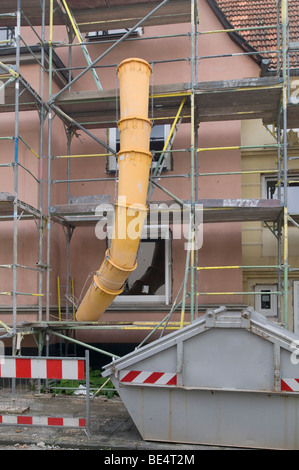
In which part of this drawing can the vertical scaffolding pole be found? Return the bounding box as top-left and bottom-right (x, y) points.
(194, 0), (199, 320)
(38, 0), (45, 329)
(281, 0), (289, 328)
(37, 0), (46, 356)
(46, 0), (54, 335)
(12, 0), (21, 345)
(65, 129), (72, 321)
(65, 227), (73, 320)
(276, 0), (283, 323)
(189, 0), (196, 322)
(277, 113), (282, 323)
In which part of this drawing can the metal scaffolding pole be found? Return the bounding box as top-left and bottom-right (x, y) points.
(189, 0), (196, 323)
(46, 0), (54, 333)
(282, 0), (289, 328)
(12, 0), (21, 345)
(38, 0), (46, 337)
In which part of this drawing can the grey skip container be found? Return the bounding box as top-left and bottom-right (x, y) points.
(102, 307), (299, 449)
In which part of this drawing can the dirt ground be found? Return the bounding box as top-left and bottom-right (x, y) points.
(0, 393), (219, 451)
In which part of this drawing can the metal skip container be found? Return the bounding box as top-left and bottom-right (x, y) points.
(102, 307), (299, 449)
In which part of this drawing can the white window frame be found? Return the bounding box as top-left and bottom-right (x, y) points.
(254, 284), (278, 317)
(0, 27), (15, 47)
(86, 28), (143, 41)
(106, 124), (172, 173)
(261, 173), (299, 214)
(112, 226), (172, 307)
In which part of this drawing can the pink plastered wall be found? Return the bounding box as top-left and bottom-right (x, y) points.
(0, 0), (260, 328)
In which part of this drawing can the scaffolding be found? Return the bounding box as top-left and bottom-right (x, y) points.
(0, 0), (297, 359)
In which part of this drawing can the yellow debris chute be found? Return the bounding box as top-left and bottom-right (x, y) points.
(76, 58), (152, 322)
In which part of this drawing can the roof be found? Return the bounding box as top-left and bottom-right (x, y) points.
(207, 0), (299, 71)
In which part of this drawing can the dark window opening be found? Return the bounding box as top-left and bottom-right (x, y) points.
(110, 124), (173, 173)
(0, 28), (14, 47)
(122, 239), (165, 296)
(266, 178), (299, 214)
(261, 290), (271, 309)
(86, 28), (143, 41)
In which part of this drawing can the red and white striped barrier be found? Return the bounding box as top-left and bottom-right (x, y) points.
(120, 370), (177, 386)
(281, 378), (299, 392)
(0, 355), (89, 434)
(0, 357), (85, 380)
(0, 415), (85, 427)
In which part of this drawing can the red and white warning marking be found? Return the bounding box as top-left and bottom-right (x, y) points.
(281, 378), (299, 392)
(0, 357), (85, 380)
(0, 415), (85, 428)
(120, 370), (177, 386)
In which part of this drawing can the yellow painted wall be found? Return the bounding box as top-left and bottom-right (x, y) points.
(241, 117), (299, 329)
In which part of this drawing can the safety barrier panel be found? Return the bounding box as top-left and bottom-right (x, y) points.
(0, 351), (90, 436)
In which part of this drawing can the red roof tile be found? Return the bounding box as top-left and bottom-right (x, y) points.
(209, 0), (299, 70)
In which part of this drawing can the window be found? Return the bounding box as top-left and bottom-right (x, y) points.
(263, 175), (299, 214)
(150, 125), (173, 171)
(112, 227), (172, 306)
(86, 28), (143, 41)
(254, 284), (278, 317)
(0, 28), (15, 47)
(106, 124), (173, 173)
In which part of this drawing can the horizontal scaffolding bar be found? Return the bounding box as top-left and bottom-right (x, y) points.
(198, 169), (278, 177)
(53, 33), (190, 49)
(197, 144), (280, 152)
(195, 265), (281, 270)
(48, 56), (189, 75)
(196, 291), (282, 296)
(52, 177), (115, 184)
(200, 24), (278, 35)
(52, 153), (113, 159)
(0, 163), (13, 168)
(0, 292), (44, 297)
(198, 50), (279, 61)
(0, 264), (44, 271)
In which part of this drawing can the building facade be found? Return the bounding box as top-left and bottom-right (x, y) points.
(0, 0), (297, 360)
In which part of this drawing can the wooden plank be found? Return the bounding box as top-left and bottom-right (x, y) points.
(50, 198), (283, 226)
(54, 77), (286, 127)
(55, 82), (191, 127)
(0, 193), (41, 220)
(195, 78), (283, 124)
(0, 192), (14, 202)
(55, 83), (190, 105)
(0, 0), (190, 29)
(195, 77), (283, 91)
(69, 0), (191, 31)
(0, 0), (66, 27)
